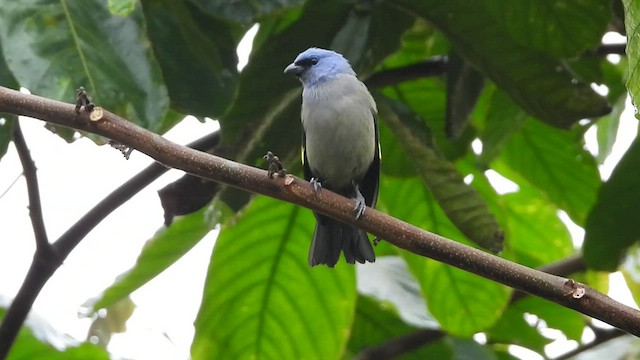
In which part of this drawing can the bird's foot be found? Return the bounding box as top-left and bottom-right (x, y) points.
(353, 187), (366, 219)
(310, 178), (323, 192)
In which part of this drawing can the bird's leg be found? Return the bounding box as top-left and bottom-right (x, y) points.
(310, 178), (323, 192)
(352, 184), (366, 219)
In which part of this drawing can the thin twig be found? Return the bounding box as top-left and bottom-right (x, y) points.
(365, 56), (448, 88)
(11, 121), (51, 253)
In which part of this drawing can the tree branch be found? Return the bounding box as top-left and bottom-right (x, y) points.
(12, 121), (51, 254)
(365, 56), (447, 89)
(0, 114), (219, 358)
(1, 85), (640, 348)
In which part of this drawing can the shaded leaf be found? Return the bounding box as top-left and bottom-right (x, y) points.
(91, 207), (214, 311)
(495, 119), (601, 225)
(0, 37), (19, 161)
(191, 196), (356, 360)
(380, 98), (503, 252)
(446, 51), (485, 138)
(449, 337), (497, 360)
(0, 0), (169, 137)
(141, 0), (240, 117)
(190, 0), (305, 25)
(393, 0), (611, 128)
(378, 176), (511, 336)
(584, 139), (640, 270)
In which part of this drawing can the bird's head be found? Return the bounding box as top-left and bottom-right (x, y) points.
(284, 48), (356, 86)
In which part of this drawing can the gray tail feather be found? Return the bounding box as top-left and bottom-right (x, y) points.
(308, 218), (375, 267)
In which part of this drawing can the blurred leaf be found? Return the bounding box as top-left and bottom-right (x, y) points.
(141, 0), (240, 117)
(596, 59), (628, 164)
(495, 119), (601, 225)
(0, 309), (109, 360)
(0, 37), (19, 161)
(449, 338), (498, 360)
(623, 0), (640, 120)
(487, 302), (550, 354)
(446, 51), (485, 138)
(622, 245), (640, 308)
(584, 139), (640, 270)
(108, 0), (136, 16)
(86, 297), (135, 347)
(0, 0), (170, 138)
(474, 85), (528, 166)
(378, 176), (510, 336)
(380, 99), (503, 252)
(189, 0), (305, 25)
(91, 207), (213, 311)
(345, 295), (451, 360)
(393, 0), (611, 128)
(192, 196), (356, 360)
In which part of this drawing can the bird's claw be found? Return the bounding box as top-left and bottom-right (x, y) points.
(353, 191), (366, 220)
(310, 178), (322, 192)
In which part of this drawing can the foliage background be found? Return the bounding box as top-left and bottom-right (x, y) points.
(1, 0), (640, 358)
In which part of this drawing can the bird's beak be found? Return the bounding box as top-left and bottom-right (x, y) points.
(284, 63), (304, 76)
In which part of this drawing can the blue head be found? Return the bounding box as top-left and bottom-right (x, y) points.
(284, 48), (356, 87)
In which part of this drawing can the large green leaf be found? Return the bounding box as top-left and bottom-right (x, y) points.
(191, 196), (356, 360)
(345, 295), (452, 360)
(584, 139), (640, 270)
(91, 207), (214, 311)
(0, 0), (170, 135)
(378, 176), (510, 336)
(495, 119), (601, 225)
(380, 99), (503, 252)
(393, 0), (611, 128)
(141, 0), (240, 117)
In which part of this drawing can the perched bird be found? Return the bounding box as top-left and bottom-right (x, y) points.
(284, 48), (380, 267)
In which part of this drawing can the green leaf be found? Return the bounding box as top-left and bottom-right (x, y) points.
(108, 0), (136, 16)
(0, 0), (169, 137)
(380, 99), (503, 252)
(393, 0), (611, 128)
(141, 0), (240, 117)
(449, 338), (498, 360)
(378, 176), (511, 336)
(0, 37), (19, 162)
(445, 50), (485, 138)
(623, 0), (640, 120)
(191, 196), (356, 360)
(495, 119), (601, 225)
(584, 139), (640, 270)
(474, 85), (528, 167)
(91, 207), (213, 311)
(0, 309), (109, 360)
(190, 0), (305, 25)
(345, 295), (452, 360)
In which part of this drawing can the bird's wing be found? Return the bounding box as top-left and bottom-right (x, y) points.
(302, 129), (313, 182)
(360, 108), (380, 208)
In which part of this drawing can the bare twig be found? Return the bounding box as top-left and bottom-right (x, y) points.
(365, 56), (447, 88)
(0, 107), (219, 358)
(0, 86), (640, 353)
(12, 121), (51, 253)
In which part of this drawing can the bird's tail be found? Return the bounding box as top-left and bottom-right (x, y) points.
(308, 215), (375, 267)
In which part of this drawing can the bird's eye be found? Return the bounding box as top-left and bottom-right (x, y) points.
(310, 57), (318, 65)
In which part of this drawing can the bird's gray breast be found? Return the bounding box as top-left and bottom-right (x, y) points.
(302, 75), (376, 189)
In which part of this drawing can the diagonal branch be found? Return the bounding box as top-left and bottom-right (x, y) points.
(0, 117), (219, 358)
(0, 86), (639, 346)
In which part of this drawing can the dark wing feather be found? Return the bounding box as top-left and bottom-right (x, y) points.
(359, 110), (380, 208)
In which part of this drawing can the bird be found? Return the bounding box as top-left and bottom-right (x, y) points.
(284, 48), (380, 267)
